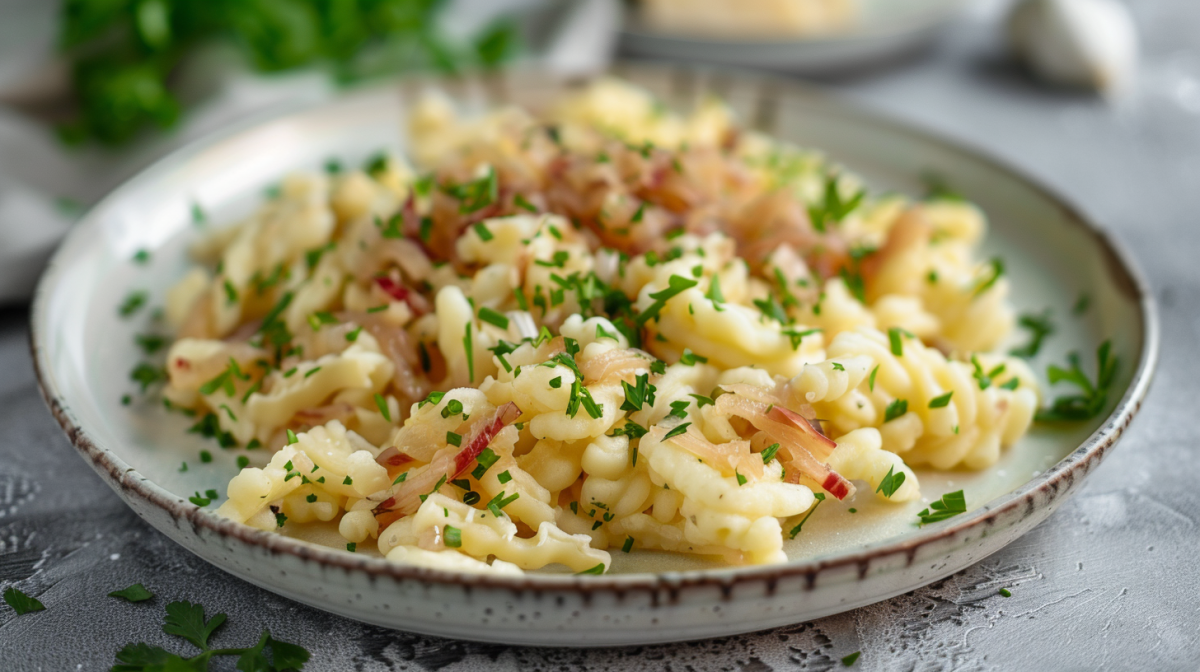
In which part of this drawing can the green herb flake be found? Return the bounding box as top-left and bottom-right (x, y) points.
(464, 323), (475, 382)
(999, 588), (1012, 598)
(479, 306), (509, 330)
(761, 443), (781, 464)
(875, 465), (907, 498)
(832, 362), (845, 371)
(108, 584), (154, 603)
(663, 422), (690, 440)
(918, 490), (967, 525)
(868, 364), (880, 392)
(788, 493), (826, 539)
(3, 587), (45, 615)
(370, 393), (392, 422)
(118, 291), (148, 317)
(1035, 340), (1118, 422)
(1010, 309), (1055, 358)
(973, 257), (1006, 297)
(576, 563), (606, 575)
(497, 470), (513, 484)
(841, 651), (861, 667)
(679, 348), (708, 366)
(928, 391), (954, 409)
(888, 327), (904, 356)
(635, 275), (698, 325)
(884, 399), (908, 423)
(446, 431), (462, 447)
(472, 447), (501, 480)
(444, 525), (463, 548)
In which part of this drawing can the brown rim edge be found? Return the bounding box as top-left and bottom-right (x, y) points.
(29, 64), (1159, 597)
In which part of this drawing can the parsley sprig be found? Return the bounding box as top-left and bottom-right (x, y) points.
(1035, 340), (1118, 422)
(113, 600), (309, 671)
(917, 490), (967, 525)
(1009, 309), (1055, 358)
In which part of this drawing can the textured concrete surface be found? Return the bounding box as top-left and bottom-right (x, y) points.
(4, 0), (1200, 669)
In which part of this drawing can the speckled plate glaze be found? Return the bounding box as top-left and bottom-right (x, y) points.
(620, 0), (966, 73)
(31, 65), (1156, 646)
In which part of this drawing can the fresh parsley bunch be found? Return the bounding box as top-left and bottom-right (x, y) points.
(113, 600), (309, 671)
(58, 0), (517, 145)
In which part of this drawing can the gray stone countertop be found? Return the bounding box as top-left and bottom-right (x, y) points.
(3, 0), (1200, 669)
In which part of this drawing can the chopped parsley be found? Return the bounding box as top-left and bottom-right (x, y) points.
(1009, 310), (1055, 358)
(1073, 293), (1090, 315)
(620, 373), (656, 412)
(444, 525), (463, 548)
(918, 490), (967, 525)
(132, 249), (151, 265)
(376, 214), (403, 239)
(761, 443), (781, 464)
(463, 323), (475, 382)
(689, 393), (715, 408)
(884, 399), (908, 423)
(130, 363), (167, 392)
(928, 391), (954, 409)
(784, 328), (821, 350)
(888, 327), (905, 356)
(4, 587), (45, 615)
(514, 193), (538, 213)
(373, 393), (391, 422)
(841, 651), (861, 667)
(788, 493), (826, 539)
(478, 306), (509, 329)
(486, 491), (520, 517)
(108, 584), (154, 603)
(472, 222), (494, 242)
(999, 588), (1012, 598)
(118, 291), (148, 317)
(973, 257), (1005, 297)
(868, 365), (879, 391)
(663, 422), (690, 440)
(1035, 340), (1118, 422)
(875, 466), (906, 498)
(831, 362), (845, 371)
(472, 448), (500, 480)
(736, 471), (747, 486)
(971, 356), (1007, 390)
(679, 348), (707, 366)
(635, 275), (698, 325)
(808, 173), (865, 233)
(419, 391), (447, 409)
(286, 429), (298, 445)
(576, 563), (605, 575)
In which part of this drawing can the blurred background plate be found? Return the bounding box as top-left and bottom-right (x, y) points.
(621, 0), (968, 73)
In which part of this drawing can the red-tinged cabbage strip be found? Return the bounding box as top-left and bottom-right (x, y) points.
(371, 402), (521, 521)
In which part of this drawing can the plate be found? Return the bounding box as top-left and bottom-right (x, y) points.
(31, 65), (1156, 646)
(620, 0), (967, 73)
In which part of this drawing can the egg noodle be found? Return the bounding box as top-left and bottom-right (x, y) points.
(160, 79), (1039, 574)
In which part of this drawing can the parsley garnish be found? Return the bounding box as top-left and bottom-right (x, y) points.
(622, 536), (635, 553)
(478, 306), (509, 329)
(419, 391), (446, 409)
(761, 443), (781, 464)
(1035, 340), (1117, 422)
(788, 493), (826, 539)
(841, 651), (861, 667)
(928, 391), (954, 409)
(679, 348), (707, 366)
(918, 490), (967, 525)
(372, 393), (391, 422)
(875, 466), (906, 498)
(514, 193), (538, 213)
(973, 257), (1005, 297)
(1073, 293), (1090, 315)
(109, 584), (154, 602)
(689, 393), (715, 408)
(663, 422), (690, 440)
(119, 291), (147, 317)
(888, 327), (905, 356)
(999, 588), (1012, 598)
(130, 363), (167, 392)
(375, 214), (403, 239)
(620, 373), (656, 412)
(455, 321), (473, 382)
(884, 399), (908, 423)
(110, 600), (309, 671)
(446, 167), (498, 213)
(472, 448), (500, 480)
(1010, 309), (1055, 358)
(3, 587), (45, 615)
(444, 525), (463, 548)
(783, 328), (821, 350)
(576, 563), (606, 575)
(808, 173), (865, 233)
(868, 364), (880, 391)
(635, 275), (698, 325)
(971, 356), (1007, 390)
(736, 471), (747, 486)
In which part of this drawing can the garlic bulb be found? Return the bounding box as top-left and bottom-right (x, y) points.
(1008, 0), (1138, 93)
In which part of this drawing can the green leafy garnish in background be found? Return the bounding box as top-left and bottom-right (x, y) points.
(112, 600), (309, 671)
(57, 0), (519, 145)
(1035, 340), (1118, 422)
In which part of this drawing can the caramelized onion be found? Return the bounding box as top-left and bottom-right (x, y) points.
(372, 402), (521, 518)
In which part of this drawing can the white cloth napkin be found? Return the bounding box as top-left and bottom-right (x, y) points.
(0, 0), (619, 304)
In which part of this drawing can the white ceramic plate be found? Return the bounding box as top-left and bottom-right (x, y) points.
(32, 65), (1156, 646)
(620, 0), (967, 73)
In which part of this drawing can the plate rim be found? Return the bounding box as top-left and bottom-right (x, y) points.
(29, 65), (1159, 595)
(619, 0), (966, 47)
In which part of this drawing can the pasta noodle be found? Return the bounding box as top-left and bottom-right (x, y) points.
(151, 78), (1041, 574)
